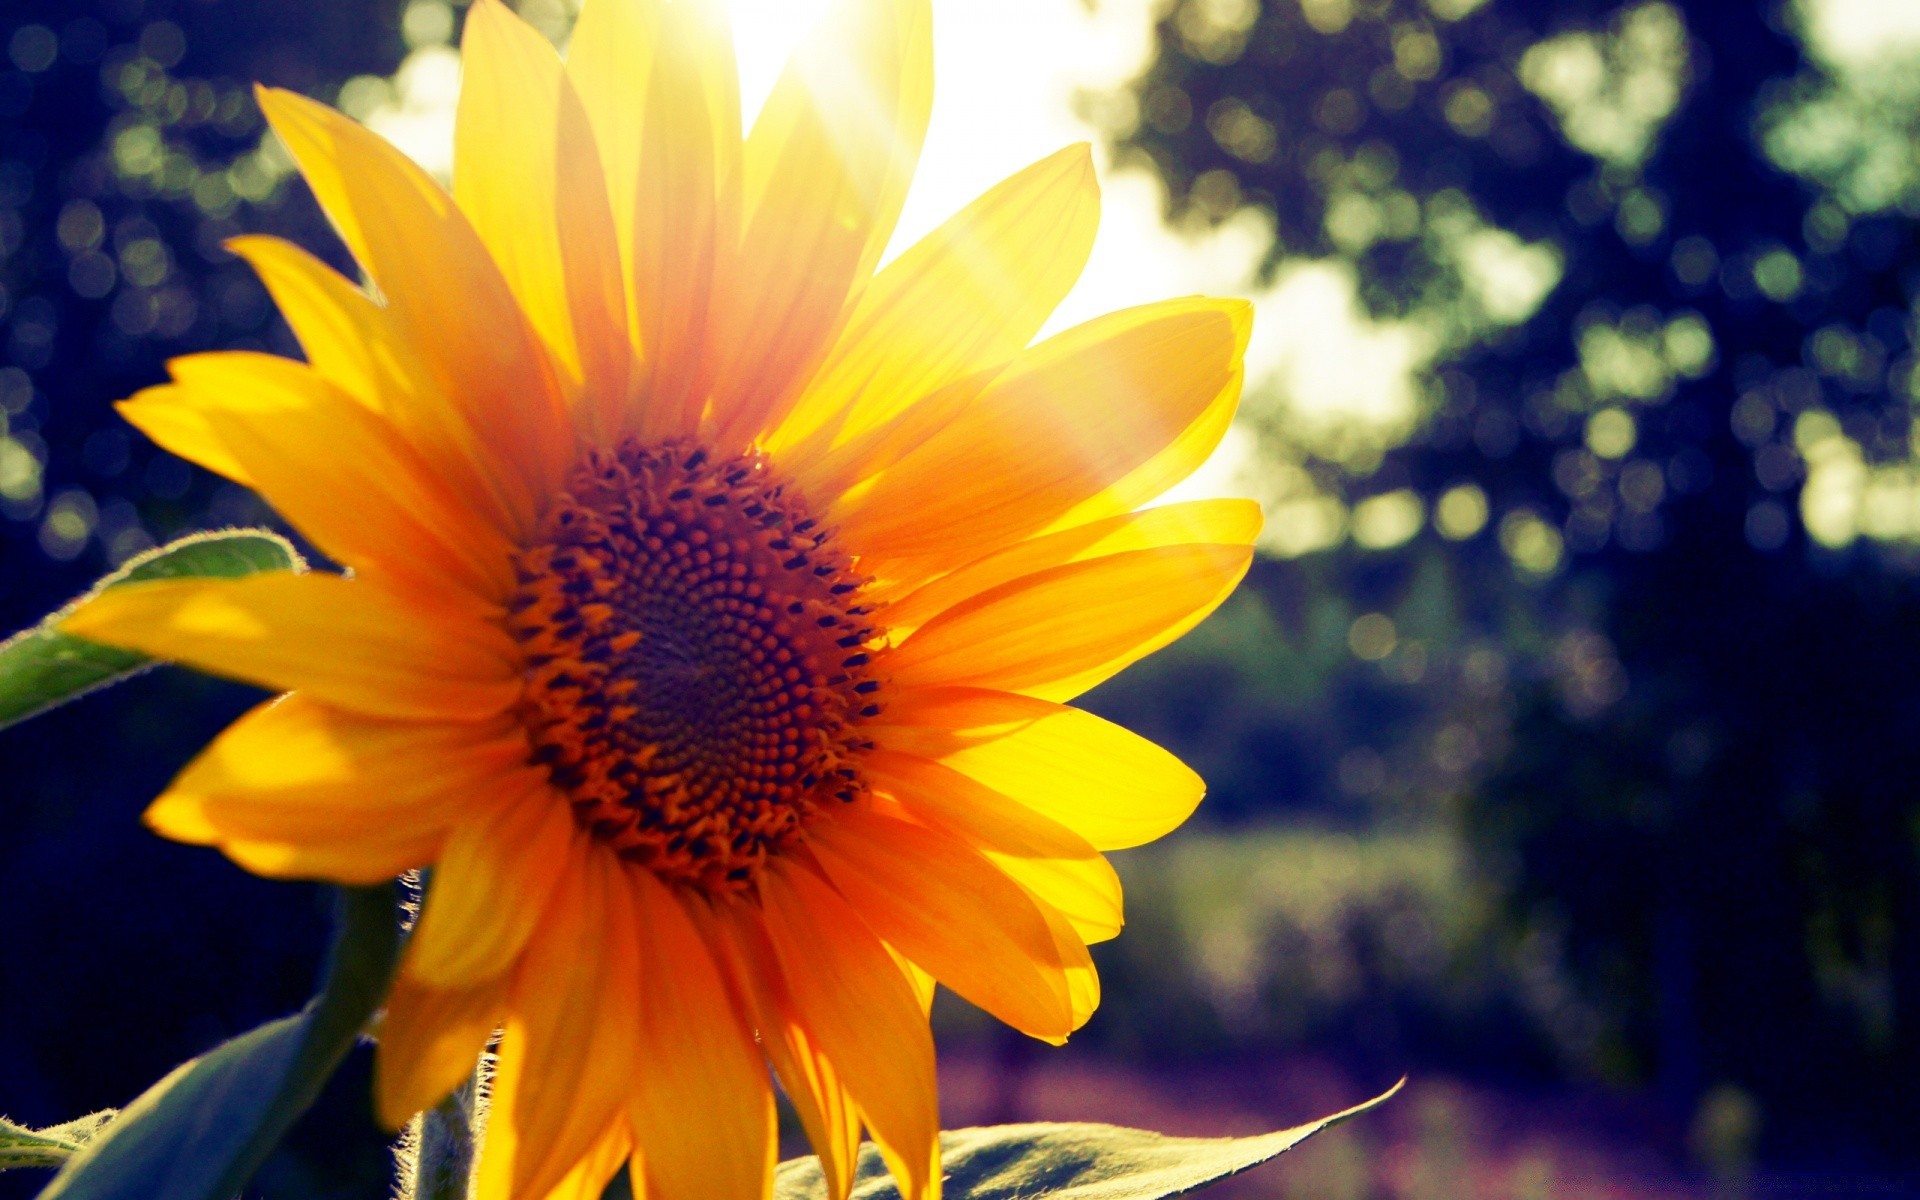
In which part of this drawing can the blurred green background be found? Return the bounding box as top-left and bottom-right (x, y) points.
(1, 0), (1917, 1196)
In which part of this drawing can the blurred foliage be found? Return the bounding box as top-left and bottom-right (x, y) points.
(0, 3), (407, 1198)
(1109, 0), (1920, 1171)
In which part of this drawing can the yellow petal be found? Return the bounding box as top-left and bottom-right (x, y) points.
(257, 85), (569, 536)
(476, 847), (641, 1200)
(1024, 885), (1101, 1029)
(137, 353), (518, 604)
(758, 860), (941, 1200)
(1050, 371), (1248, 533)
(808, 805), (1083, 1043)
(868, 687), (1203, 850)
(564, 0), (656, 291)
(992, 854), (1121, 946)
(769, 143), (1099, 460)
(710, 0), (932, 449)
(626, 872), (775, 1200)
(782, 364), (993, 511)
(881, 498), (1263, 633)
(145, 693), (533, 883)
(456, 0), (628, 429)
(628, 0), (742, 441)
(374, 969), (507, 1129)
(537, 1121), (634, 1200)
(62, 572), (523, 722)
(118, 382), (251, 486)
(861, 749), (1120, 944)
(224, 238), (506, 515)
(407, 784), (579, 987)
(831, 298), (1250, 561)
(886, 544), (1253, 702)
(224, 236), (396, 410)
(702, 902), (863, 1200)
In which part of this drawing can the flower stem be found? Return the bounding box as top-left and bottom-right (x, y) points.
(412, 1069), (480, 1200)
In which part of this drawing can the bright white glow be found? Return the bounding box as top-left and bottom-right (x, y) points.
(723, 0), (835, 124)
(1798, 0), (1920, 71)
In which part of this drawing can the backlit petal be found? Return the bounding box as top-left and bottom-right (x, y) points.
(62, 572), (523, 722)
(861, 748), (1121, 944)
(136, 352), (518, 604)
(628, 0), (742, 442)
(809, 805), (1083, 1042)
(869, 688), (1204, 850)
(223, 235), (398, 410)
(257, 85), (569, 536)
(831, 299), (1249, 561)
(887, 544), (1253, 701)
(375, 969), (507, 1129)
(881, 498), (1263, 632)
(456, 0), (628, 428)
(769, 144), (1098, 460)
(759, 860), (941, 1200)
(407, 783), (580, 986)
(711, 0), (932, 449)
(702, 902), (863, 1200)
(476, 847), (641, 1200)
(118, 382), (251, 485)
(145, 692), (533, 883)
(626, 872), (775, 1200)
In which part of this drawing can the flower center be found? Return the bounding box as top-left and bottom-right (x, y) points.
(508, 437), (881, 894)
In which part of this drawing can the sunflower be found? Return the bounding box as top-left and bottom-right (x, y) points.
(63, 0), (1256, 1197)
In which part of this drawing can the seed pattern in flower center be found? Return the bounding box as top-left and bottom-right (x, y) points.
(507, 437), (881, 893)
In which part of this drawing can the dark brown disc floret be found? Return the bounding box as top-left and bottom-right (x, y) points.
(507, 437), (882, 894)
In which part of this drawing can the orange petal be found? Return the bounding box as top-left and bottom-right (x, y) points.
(134, 353), (518, 605)
(768, 143), (1099, 461)
(564, 0), (657, 294)
(536, 1121), (634, 1200)
(476, 847), (641, 1200)
(406, 784), (579, 986)
(861, 748), (1120, 944)
(626, 0), (742, 442)
(886, 544), (1253, 702)
(758, 860), (941, 1200)
(869, 687), (1204, 850)
(626, 872), (776, 1200)
(710, 0), (932, 449)
(830, 298), (1249, 561)
(374, 968), (506, 1129)
(881, 498), (1263, 632)
(701, 902), (863, 1200)
(456, 0), (628, 428)
(257, 85), (569, 537)
(808, 805), (1084, 1043)
(62, 572), (523, 722)
(144, 693), (533, 884)
(222, 236), (519, 528)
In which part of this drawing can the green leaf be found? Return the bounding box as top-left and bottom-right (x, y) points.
(0, 1114), (114, 1170)
(37, 884), (401, 1200)
(772, 1081), (1401, 1200)
(0, 529), (304, 732)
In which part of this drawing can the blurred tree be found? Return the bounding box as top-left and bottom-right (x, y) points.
(1118, 0), (1920, 1168)
(0, 2), (408, 1197)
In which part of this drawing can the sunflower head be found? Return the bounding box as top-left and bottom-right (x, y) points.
(62, 2), (1258, 1199)
(511, 435), (882, 893)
